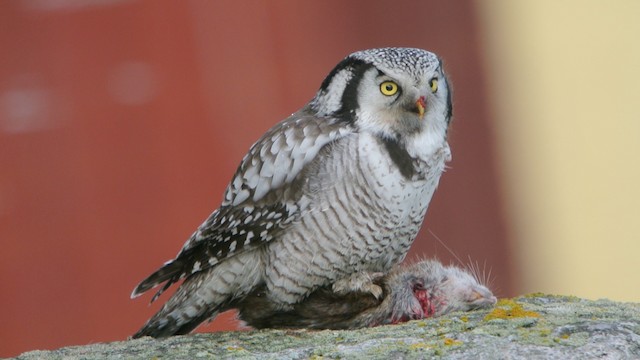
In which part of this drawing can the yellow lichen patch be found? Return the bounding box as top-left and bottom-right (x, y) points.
(523, 292), (547, 298)
(409, 342), (433, 350)
(484, 299), (540, 321)
(553, 334), (571, 343)
(460, 316), (469, 323)
(538, 328), (552, 337)
(443, 338), (463, 346)
(496, 298), (518, 307)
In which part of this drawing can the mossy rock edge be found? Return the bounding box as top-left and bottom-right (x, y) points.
(14, 294), (640, 360)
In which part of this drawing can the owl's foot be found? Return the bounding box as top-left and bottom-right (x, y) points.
(332, 271), (385, 299)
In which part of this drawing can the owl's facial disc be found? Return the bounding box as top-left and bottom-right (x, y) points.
(376, 74), (426, 120)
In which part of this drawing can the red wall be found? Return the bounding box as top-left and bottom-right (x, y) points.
(0, 1), (512, 357)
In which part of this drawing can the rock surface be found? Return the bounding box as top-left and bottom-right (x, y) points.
(14, 294), (640, 359)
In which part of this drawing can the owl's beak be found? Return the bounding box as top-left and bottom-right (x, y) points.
(416, 96), (426, 118)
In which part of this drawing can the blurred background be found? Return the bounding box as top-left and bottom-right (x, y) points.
(1, 0), (639, 357)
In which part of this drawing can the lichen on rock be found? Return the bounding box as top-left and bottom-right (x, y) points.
(14, 294), (640, 360)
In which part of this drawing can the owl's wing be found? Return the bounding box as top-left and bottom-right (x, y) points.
(131, 111), (354, 300)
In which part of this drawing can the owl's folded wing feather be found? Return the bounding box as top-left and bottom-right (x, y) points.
(131, 111), (353, 300)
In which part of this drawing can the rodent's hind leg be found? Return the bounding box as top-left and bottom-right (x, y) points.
(332, 271), (384, 299)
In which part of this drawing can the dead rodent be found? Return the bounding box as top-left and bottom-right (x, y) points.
(235, 259), (497, 329)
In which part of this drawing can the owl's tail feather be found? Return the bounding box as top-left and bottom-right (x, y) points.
(131, 251), (264, 338)
(131, 271), (228, 339)
(132, 307), (219, 339)
(131, 260), (185, 303)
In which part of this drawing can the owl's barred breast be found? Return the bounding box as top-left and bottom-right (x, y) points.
(265, 132), (448, 306)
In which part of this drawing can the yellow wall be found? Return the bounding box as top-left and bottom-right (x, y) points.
(478, 1), (640, 301)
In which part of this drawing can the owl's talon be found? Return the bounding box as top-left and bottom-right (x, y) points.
(369, 284), (384, 299)
(333, 271), (385, 299)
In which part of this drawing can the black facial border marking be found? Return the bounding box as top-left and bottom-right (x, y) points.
(437, 59), (453, 123)
(379, 136), (416, 179)
(319, 57), (363, 92)
(444, 78), (453, 122)
(319, 57), (374, 123)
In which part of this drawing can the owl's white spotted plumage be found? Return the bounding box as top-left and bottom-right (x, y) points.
(131, 47), (453, 338)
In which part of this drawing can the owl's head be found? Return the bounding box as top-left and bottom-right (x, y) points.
(311, 48), (452, 140)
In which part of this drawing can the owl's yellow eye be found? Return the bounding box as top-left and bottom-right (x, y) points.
(380, 81), (399, 96)
(429, 78), (438, 93)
